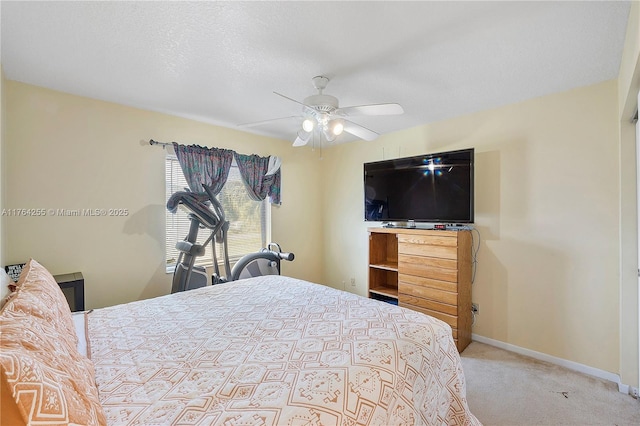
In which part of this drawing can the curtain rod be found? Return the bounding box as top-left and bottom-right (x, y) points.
(149, 139), (172, 148)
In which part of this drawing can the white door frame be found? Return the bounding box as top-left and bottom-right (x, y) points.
(636, 92), (640, 389)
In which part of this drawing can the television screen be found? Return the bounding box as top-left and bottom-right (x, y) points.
(364, 148), (474, 223)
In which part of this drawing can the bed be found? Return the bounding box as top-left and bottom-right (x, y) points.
(1, 259), (481, 426)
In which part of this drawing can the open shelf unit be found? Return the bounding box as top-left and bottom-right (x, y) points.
(368, 231), (399, 301)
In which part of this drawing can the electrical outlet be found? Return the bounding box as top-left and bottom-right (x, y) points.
(631, 386), (639, 399)
(350, 278), (356, 287)
(471, 303), (479, 315)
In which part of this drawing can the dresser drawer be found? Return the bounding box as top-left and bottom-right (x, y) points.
(401, 304), (458, 328)
(399, 253), (457, 270)
(399, 254), (458, 282)
(399, 292), (458, 316)
(399, 273), (458, 293)
(399, 281), (457, 305)
(398, 233), (457, 247)
(399, 242), (458, 260)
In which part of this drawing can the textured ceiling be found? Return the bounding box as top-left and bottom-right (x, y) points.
(0, 1), (631, 145)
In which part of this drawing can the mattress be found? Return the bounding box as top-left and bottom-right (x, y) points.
(87, 275), (480, 425)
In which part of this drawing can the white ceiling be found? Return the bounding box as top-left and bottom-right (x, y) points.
(0, 1), (631, 145)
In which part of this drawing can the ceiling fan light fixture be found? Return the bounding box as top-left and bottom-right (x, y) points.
(329, 119), (344, 136)
(302, 118), (315, 132)
(322, 127), (337, 142)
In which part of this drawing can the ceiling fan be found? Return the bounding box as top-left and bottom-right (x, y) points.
(241, 76), (404, 147)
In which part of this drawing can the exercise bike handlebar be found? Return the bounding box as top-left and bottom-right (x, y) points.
(264, 242), (293, 261)
(260, 243), (295, 262)
(277, 251), (295, 261)
(260, 249), (294, 261)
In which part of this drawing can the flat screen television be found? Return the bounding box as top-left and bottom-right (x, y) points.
(364, 148), (474, 224)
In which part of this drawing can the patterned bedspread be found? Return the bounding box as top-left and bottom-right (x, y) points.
(88, 276), (480, 425)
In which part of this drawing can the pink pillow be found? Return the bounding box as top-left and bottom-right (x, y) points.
(6, 259), (77, 344)
(0, 259), (106, 425)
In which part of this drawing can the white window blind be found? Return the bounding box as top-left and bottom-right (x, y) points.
(165, 156), (269, 269)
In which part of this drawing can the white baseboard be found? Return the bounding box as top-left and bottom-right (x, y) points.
(471, 334), (630, 395)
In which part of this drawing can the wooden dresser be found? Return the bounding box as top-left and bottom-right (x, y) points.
(368, 227), (472, 352)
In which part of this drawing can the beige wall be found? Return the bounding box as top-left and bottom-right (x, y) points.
(617, 0), (640, 390)
(320, 80), (621, 374)
(4, 81), (324, 309)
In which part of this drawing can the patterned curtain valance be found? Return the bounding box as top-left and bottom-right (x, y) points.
(234, 153), (281, 205)
(172, 143), (282, 204)
(172, 143), (234, 195)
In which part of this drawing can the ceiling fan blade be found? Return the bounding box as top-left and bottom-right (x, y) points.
(343, 120), (379, 141)
(273, 91), (307, 107)
(238, 115), (299, 128)
(292, 130), (312, 147)
(292, 135), (309, 147)
(274, 91), (318, 116)
(336, 103), (404, 117)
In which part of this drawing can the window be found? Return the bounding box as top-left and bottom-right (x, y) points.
(165, 156), (269, 270)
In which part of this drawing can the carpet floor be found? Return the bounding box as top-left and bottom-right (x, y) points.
(460, 342), (640, 425)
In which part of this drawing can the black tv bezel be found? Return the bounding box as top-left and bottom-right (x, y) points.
(363, 148), (475, 224)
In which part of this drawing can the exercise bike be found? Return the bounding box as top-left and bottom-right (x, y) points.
(166, 184), (294, 293)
